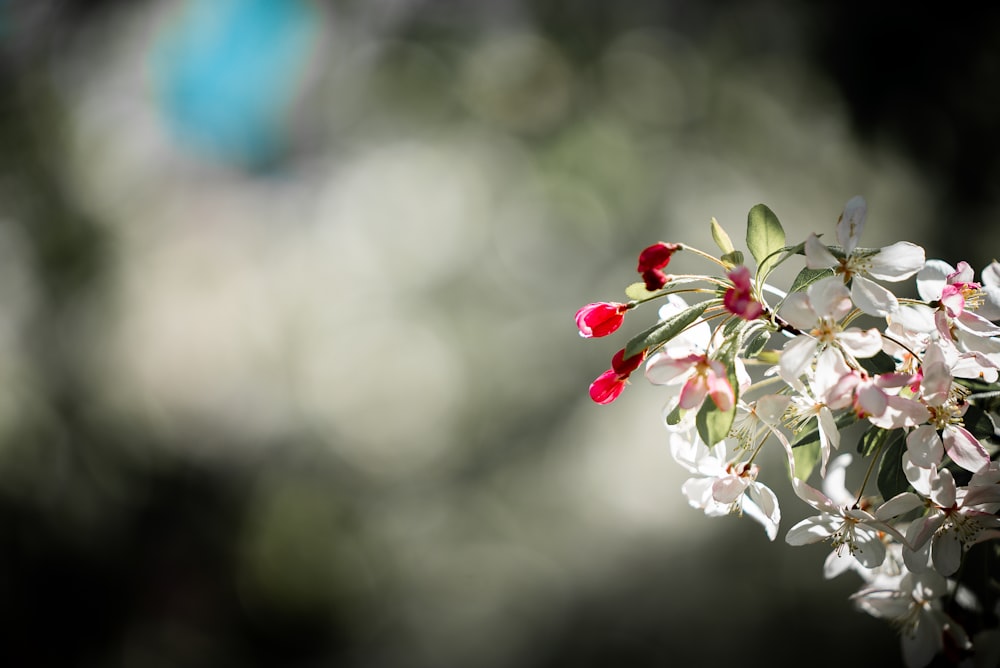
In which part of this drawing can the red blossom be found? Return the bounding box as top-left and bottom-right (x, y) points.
(723, 265), (764, 320)
(589, 348), (647, 404)
(636, 242), (680, 290)
(575, 301), (629, 338)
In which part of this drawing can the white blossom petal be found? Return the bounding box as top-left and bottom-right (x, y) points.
(804, 233), (839, 269)
(851, 275), (899, 316)
(867, 241), (926, 281)
(837, 196), (866, 254)
(837, 327), (883, 358)
(809, 276), (853, 320)
(916, 259), (954, 301)
(942, 425), (989, 473)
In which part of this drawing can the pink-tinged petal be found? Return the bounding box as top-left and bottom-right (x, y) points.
(809, 276), (853, 320)
(589, 370), (626, 404)
(706, 372), (734, 411)
(804, 233), (839, 269)
(916, 259), (954, 301)
(875, 372), (914, 388)
(867, 395), (930, 429)
(948, 260), (976, 284)
(963, 483), (1000, 508)
(645, 353), (699, 385)
(856, 383), (888, 417)
(867, 241), (926, 281)
(755, 394), (792, 425)
(836, 195), (866, 255)
(919, 343), (952, 404)
(940, 284), (966, 317)
(942, 425), (989, 473)
(956, 310), (1000, 336)
(906, 425), (944, 469)
(836, 327), (883, 358)
(851, 275), (899, 317)
(678, 374), (708, 410)
(785, 515), (839, 545)
(779, 335), (817, 382)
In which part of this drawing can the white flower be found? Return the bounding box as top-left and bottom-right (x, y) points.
(777, 276), (882, 386)
(668, 433), (781, 541)
(851, 570), (972, 668)
(804, 196), (925, 316)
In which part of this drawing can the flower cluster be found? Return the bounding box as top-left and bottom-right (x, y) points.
(574, 198), (1000, 668)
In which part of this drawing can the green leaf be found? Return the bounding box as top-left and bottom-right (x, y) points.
(624, 302), (709, 360)
(695, 363), (739, 446)
(721, 250), (744, 267)
(788, 267), (835, 295)
(877, 431), (909, 500)
(792, 440), (821, 481)
(696, 398), (735, 447)
(857, 423), (890, 457)
(625, 281), (657, 301)
(746, 204), (786, 278)
(665, 405), (684, 426)
(743, 329), (771, 358)
(859, 351), (898, 376)
(962, 404), (998, 444)
(710, 217), (736, 254)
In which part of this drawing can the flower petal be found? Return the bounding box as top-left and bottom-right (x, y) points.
(867, 241), (926, 281)
(836, 195), (866, 255)
(851, 275), (899, 317)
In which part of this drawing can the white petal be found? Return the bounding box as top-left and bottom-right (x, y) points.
(779, 335), (817, 383)
(779, 292), (817, 330)
(901, 609), (944, 668)
(976, 283), (1000, 321)
(645, 354), (694, 385)
(876, 492), (925, 520)
(804, 233), (838, 269)
(851, 275), (899, 316)
(809, 276), (852, 320)
(891, 303), (937, 333)
(837, 327), (883, 358)
(956, 310), (1000, 336)
(785, 515), (838, 545)
(932, 531), (963, 576)
(916, 259), (954, 301)
(906, 425), (944, 469)
(867, 241), (926, 281)
(982, 260), (1000, 287)
(851, 527), (888, 569)
(837, 195), (866, 254)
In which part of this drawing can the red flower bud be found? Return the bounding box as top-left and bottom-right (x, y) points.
(723, 265), (764, 320)
(637, 242), (680, 273)
(575, 302), (629, 338)
(589, 348), (647, 404)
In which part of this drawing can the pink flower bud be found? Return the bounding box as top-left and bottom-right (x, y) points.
(575, 302), (629, 338)
(589, 348), (647, 404)
(723, 265), (764, 320)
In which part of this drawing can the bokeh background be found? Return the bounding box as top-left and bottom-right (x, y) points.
(1, 1), (999, 666)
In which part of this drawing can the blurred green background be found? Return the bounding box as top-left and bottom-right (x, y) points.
(1, 1), (999, 666)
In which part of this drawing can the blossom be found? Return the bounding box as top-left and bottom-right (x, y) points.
(916, 259), (1000, 348)
(777, 275), (882, 387)
(669, 433), (781, 540)
(902, 466), (1000, 577)
(575, 301), (629, 338)
(723, 265), (764, 320)
(851, 570), (973, 668)
(804, 196), (925, 316)
(785, 472), (917, 568)
(646, 353), (734, 412)
(589, 347), (647, 404)
(905, 341), (990, 472)
(636, 241), (680, 291)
